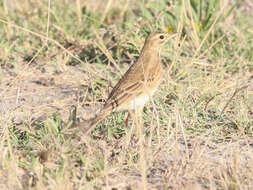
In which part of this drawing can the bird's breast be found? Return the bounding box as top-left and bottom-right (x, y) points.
(116, 86), (158, 111)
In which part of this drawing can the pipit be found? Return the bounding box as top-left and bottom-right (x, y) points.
(80, 31), (178, 134)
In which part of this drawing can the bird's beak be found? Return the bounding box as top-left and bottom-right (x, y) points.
(168, 32), (180, 40)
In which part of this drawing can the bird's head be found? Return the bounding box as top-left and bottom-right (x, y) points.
(144, 31), (179, 49)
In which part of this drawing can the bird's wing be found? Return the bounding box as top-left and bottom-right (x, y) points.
(104, 80), (144, 111)
(103, 60), (147, 111)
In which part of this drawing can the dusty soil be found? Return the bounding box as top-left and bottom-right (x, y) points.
(0, 57), (91, 125)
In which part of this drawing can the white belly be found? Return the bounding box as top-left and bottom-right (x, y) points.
(128, 94), (150, 109)
(117, 88), (157, 111)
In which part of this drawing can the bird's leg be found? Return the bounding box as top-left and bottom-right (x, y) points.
(134, 106), (144, 144)
(123, 111), (129, 128)
(134, 106), (147, 190)
(123, 108), (143, 153)
(124, 110), (135, 148)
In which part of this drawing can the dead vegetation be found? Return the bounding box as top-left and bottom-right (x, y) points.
(0, 0), (253, 189)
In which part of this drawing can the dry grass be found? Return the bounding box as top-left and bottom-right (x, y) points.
(0, 0), (253, 189)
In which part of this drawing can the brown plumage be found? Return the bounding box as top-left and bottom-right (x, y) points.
(80, 31), (178, 134)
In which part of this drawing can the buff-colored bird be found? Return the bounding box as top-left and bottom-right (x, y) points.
(80, 31), (178, 134)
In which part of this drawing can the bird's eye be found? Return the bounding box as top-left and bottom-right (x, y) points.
(159, 35), (164, 39)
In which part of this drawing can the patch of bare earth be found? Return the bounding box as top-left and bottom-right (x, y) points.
(63, 132), (253, 189)
(0, 57), (92, 125)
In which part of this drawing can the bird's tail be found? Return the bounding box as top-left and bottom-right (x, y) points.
(79, 109), (112, 135)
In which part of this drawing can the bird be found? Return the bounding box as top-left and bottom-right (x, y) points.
(79, 31), (178, 134)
